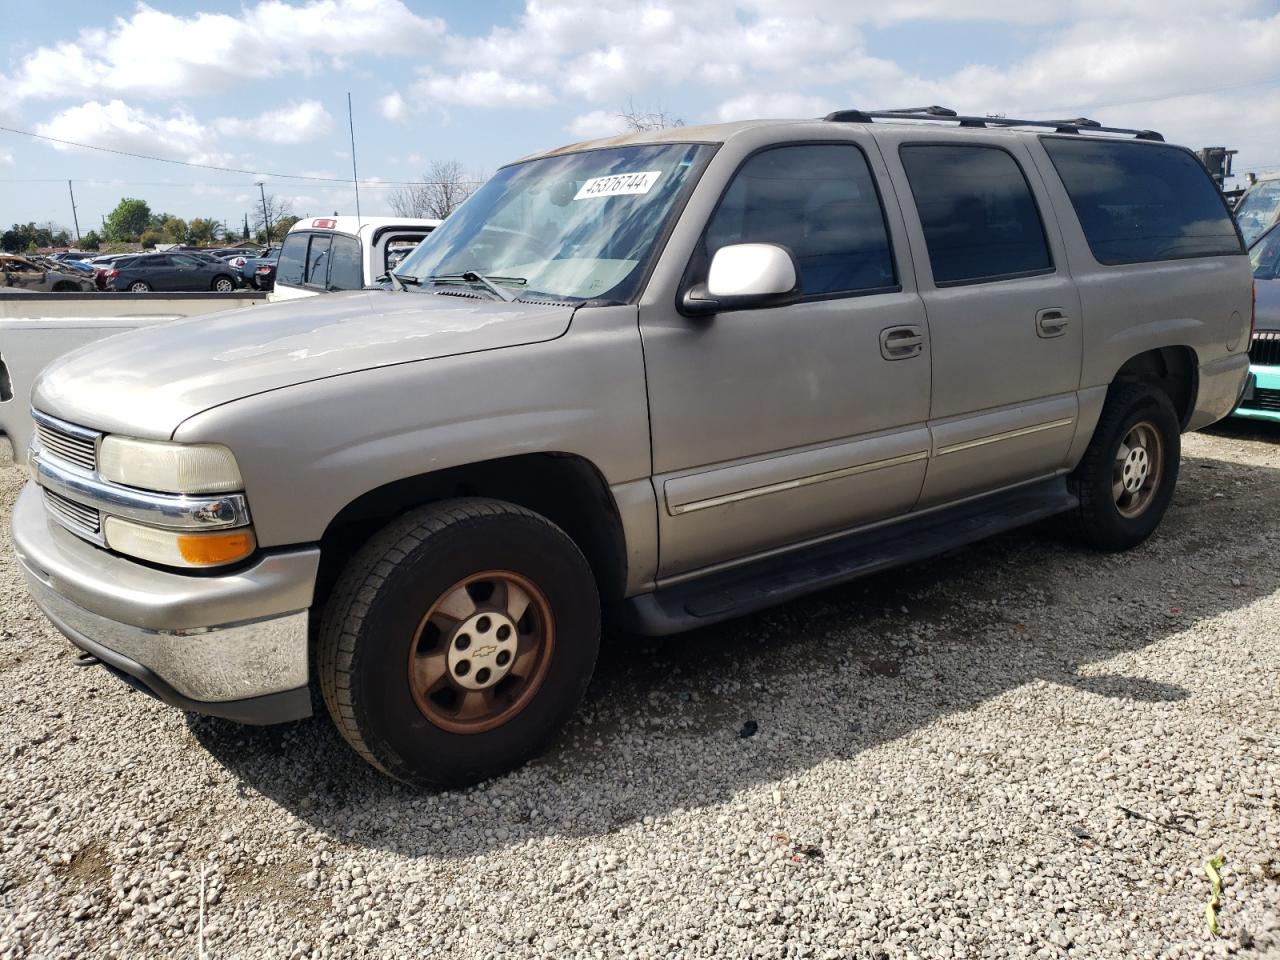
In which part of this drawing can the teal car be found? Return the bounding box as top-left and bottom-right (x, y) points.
(1236, 224), (1280, 422)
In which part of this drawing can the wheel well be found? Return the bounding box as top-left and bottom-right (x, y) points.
(1111, 346), (1197, 428)
(314, 453), (628, 615)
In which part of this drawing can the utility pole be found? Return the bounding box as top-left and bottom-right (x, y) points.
(67, 181), (81, 245)
(255, 182), (270, 244)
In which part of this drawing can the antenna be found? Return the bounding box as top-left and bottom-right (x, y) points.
(348, 92), (362, 226)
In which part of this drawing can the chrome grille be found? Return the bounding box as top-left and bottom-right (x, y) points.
(1248, 387), (1280, 412)
(1249, 330), (1280, 368)
(43, 489), (101, 536)
(34, 417), (97, 471)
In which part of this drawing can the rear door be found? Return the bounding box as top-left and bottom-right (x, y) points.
(876, 132), (1083, 506)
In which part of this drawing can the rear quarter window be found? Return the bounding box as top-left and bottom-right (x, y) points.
(1041, 138), (1243, 265)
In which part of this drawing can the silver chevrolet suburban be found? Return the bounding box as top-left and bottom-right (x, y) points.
(13, 108), (1252, 787)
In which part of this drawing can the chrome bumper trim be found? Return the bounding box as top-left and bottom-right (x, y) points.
(23, 567), (309, 702)
(32, 452), (251, 531)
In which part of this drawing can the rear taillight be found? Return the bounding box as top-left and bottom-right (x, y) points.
(256, 265), (271, 273)
(107, 270), (119, 279)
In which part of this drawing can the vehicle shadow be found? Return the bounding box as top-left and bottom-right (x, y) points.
(188, 450), (1275, 857)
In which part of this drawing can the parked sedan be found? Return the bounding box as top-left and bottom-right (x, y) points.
(1234, 223), (1280, 421)
(0, 255), (95, 292)
(104, 252), (241, 292)
(240, 247), (280, 289)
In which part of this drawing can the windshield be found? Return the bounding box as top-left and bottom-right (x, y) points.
(396, 143), (713, 302)
(1236, 179), (1280, 246)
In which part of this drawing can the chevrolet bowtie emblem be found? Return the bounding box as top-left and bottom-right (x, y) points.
(473, 645), (497, 658)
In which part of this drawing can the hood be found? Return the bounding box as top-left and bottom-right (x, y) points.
(1255, 276), (1280, 332)
(34, 289), (575, 438)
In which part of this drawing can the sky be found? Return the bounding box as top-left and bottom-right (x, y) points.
(2, 0), (1279, 239)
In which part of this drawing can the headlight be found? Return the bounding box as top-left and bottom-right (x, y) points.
(104, 517), (257, 568)
(98, 437), (243, 494)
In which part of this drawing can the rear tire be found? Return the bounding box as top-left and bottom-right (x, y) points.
(212, 276), (235, 292)
(1068, 383), (1180, 551)
(318, 498), (600, 788)
(128, 281), (151, 292)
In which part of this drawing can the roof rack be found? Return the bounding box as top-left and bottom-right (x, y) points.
(823, 105), (1163, 141)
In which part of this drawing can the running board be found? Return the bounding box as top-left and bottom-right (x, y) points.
(621, 477), (1077, 636)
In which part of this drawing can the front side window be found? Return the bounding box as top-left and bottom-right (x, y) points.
(1235, 179), (1280, 247)
(328, 235), (363, 289)
(900, 144), (1053, 286)
(1251, 225), (1280, 281)
(397, 143), (713, 303)
(701, 143), (896, 297)
(1042, 137), (1243, 265)
(276, 233), (308, 285)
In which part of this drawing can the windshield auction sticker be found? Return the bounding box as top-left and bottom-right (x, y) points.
(574, 171), (662, 200)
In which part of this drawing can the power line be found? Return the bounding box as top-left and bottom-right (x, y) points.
(0, 123), (482, 186)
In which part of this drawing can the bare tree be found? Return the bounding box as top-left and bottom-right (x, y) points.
(252, 195), (295, 241)
(617, 99), (685, 132)
(389, 160), (484, 220)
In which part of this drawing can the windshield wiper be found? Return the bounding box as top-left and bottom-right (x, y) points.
(425, 271), (524, 302)
(375, 272), (420, 291)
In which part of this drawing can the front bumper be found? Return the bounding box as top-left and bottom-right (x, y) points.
(1232, 363), (1280, 423)
(12, 482), (319, 724)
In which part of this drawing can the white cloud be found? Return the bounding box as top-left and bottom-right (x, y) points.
(8, 0), (444, 101)
(379, 92), (408, 122)
(715, 93), (838, 122)
(0, 149), (13, 167)
(34, 99), (230, 165)
(215, 100), (335, 144)
(567, 110), (627, 139)
(415, 70), (554, 109)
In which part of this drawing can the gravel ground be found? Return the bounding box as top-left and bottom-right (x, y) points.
(1, 423), (1279, 960)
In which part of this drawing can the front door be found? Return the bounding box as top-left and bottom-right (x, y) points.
(168, 254), (204, 290)
(640, 138), (932, 578)
(876, 134), (1084, 506)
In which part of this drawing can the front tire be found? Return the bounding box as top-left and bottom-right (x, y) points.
(1068, 383), (1180, 551)
(318, 498), (600, 788)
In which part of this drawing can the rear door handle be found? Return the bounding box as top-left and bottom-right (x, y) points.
(1036, 308), (1070, 338)
(880, 325), (925, 360)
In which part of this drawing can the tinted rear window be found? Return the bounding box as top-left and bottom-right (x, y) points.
(1041, 138), (1243, 265)
(276, 233), (308, 285)
(899, 144), (1053, 286)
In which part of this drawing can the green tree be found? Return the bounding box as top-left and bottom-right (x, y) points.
(1, 223), (53, 252)
(158, 216), (187, 244)
(80, 230), (101, 251)
(139, 228), (164, 248)
(105, 198), (153, 242)
(242, 214), (250, 240)
(188, 218), (218, 245)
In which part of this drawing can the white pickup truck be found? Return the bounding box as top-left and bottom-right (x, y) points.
(0, 291), (268, 456)
(0, 218), (443, 455)
(269, 216), (441, 301)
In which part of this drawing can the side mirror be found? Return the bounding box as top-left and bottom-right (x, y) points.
(682, 243), (800, 316)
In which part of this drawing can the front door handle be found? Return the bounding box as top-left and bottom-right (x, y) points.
(1036, 308), (1070, 338)
(880, 325), (925, 360)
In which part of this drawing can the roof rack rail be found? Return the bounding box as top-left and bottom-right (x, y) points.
(823, 107), (1164, 141)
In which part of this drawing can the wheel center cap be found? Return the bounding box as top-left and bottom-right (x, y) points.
(446, 611), (518, 690)
(1122, 447), (1148, 492)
